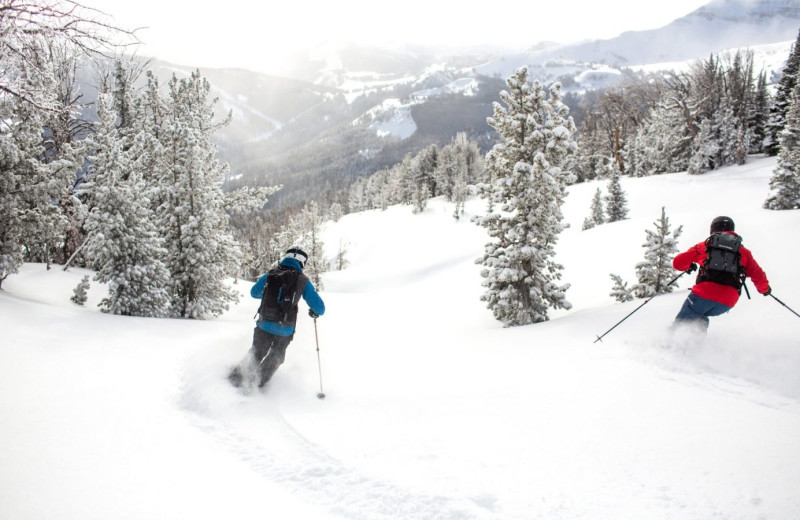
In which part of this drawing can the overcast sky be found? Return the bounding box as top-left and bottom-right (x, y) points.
(86, 0), (713, 74)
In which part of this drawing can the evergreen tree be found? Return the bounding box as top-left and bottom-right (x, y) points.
(688, 118), (720, 175)
(572, 123), (608, 182)
(294, 200), (328, 289)
(328, 202), (343, 222)
(40, 41), (89, 266)
(0, 69), (70, 286)
(716, 98), (743, 167)
(415, 144), (438, 197)
(268, 224), (297, 268)
(632, 207), (683, 298)
(723, 50), (756, 165)
(765, 81), (800, 210)
(158, 71), (240, 319)
(475, 68), (576, 326)
(71, 275), (90, 305)
(750, 71), (771, 153)
(609, 273), (634, 302)
(452, 162), (468, 221)
(582, 188), (605, 230)
(83, 94), (171, 317)
(765, 30), (800, 156)
(433, 144), (459, 202)
(17, 55), (75, 269)
(412, 182), (430, 214)
(605, 163), (629, 222)
(333, 239), (349, 271)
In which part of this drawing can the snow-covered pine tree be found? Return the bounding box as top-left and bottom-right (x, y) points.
(0, 120), (32, 288)
(750, 71), (771, 154)
(328, 202), (343, 223)
(394, 154), (416, 207)
(0, 66), (71, 285)
(452, 163), (468, 221)
(158, 71), (241, 319)
(630, 101), (692, 176)
(347, 178), (368, 213)
(765, 29), (800, 156)
(632, 207), (683, 298)
(571, 125), (607, 182)
(266, 225), (296, 270)
(71, 275), (90, 305)
(450, 133), (483, 220)
(10, 46), (77, 270)
(688, 118), (720, 175)
(609, 274), (634, 302)
(416, 144), (438, 197)
(433, 143), (459, 202)
(475, 67), (576, 326)
(40, 41), (89, 266)
(715, 98), (742, 167)
(334, 239), (349, 271)
(293, 200), (328, 289)
(605, 162), (628, 222)
(412, 183), (430, 214)
(85, 94), (169, 317)
(582, 188), (605, 230)
(765, 80), (800, 210)
(83, 94), (171, 317)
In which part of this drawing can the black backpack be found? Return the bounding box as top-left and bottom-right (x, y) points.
(697, 232), (746, 291)
(256, 266), (307, 326)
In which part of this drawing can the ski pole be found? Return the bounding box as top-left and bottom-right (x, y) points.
(313, 318), (326, 400)
(594, 270), (688, 343)
(770, 293), (800, 319)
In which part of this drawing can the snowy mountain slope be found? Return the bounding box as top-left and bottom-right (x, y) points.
(115, 1), (800, 207)
(519, 0), (800, 67)
(2, 156), (800, 519)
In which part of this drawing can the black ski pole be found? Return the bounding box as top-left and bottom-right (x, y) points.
(313, 318), (326, 399)
(594, 270), (688, 343)
(770, 293), (800, 319)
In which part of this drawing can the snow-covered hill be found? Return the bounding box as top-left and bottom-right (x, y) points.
(517, 0), (800, 68)
(2, 156), (799, 519)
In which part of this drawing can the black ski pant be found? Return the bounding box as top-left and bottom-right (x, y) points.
(251, 326), (293, 387)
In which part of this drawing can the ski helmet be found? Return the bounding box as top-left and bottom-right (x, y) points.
(710, 216), (735, 233)
(284, 245), (309, 267)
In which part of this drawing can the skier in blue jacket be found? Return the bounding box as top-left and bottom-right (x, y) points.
(229, 246), (325, 390)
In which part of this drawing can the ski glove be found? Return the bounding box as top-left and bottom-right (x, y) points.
(309, 309), (320, 319)
(763, 286), (772, 296)
(686, 263), (698, 274)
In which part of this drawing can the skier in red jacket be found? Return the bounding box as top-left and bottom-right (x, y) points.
(672, 216), (770, 331)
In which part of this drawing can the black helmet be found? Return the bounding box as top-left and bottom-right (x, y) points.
(710, 216), (735, 233)
(283, 245), (309, 267)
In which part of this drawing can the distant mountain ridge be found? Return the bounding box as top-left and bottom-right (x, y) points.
(146, 0), (800, 210)
(512, 0), (800, 68)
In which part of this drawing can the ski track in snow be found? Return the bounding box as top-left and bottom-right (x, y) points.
(174, 334), (800, 520)
(178, 379), (502, 520)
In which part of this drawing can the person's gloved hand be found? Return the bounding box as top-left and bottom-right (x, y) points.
(309, 309), (320, 319)
(763, 286), (772, 296)
(687, 263), (698, 274)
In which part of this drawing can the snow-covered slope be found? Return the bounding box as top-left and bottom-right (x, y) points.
(1, 156), (799, 519)
(522, 0), (800, 67)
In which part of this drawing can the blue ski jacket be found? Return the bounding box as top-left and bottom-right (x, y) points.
(251, 258), (325, 337)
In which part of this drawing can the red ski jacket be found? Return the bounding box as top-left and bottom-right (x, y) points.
(673, 232), (769, 307)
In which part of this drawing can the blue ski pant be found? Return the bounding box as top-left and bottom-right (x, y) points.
(673, 293), (732, 332)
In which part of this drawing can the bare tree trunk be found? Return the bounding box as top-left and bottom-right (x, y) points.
(62, 232), (92, 271)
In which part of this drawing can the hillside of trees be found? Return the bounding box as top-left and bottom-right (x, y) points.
(2, 2), (798, 324)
